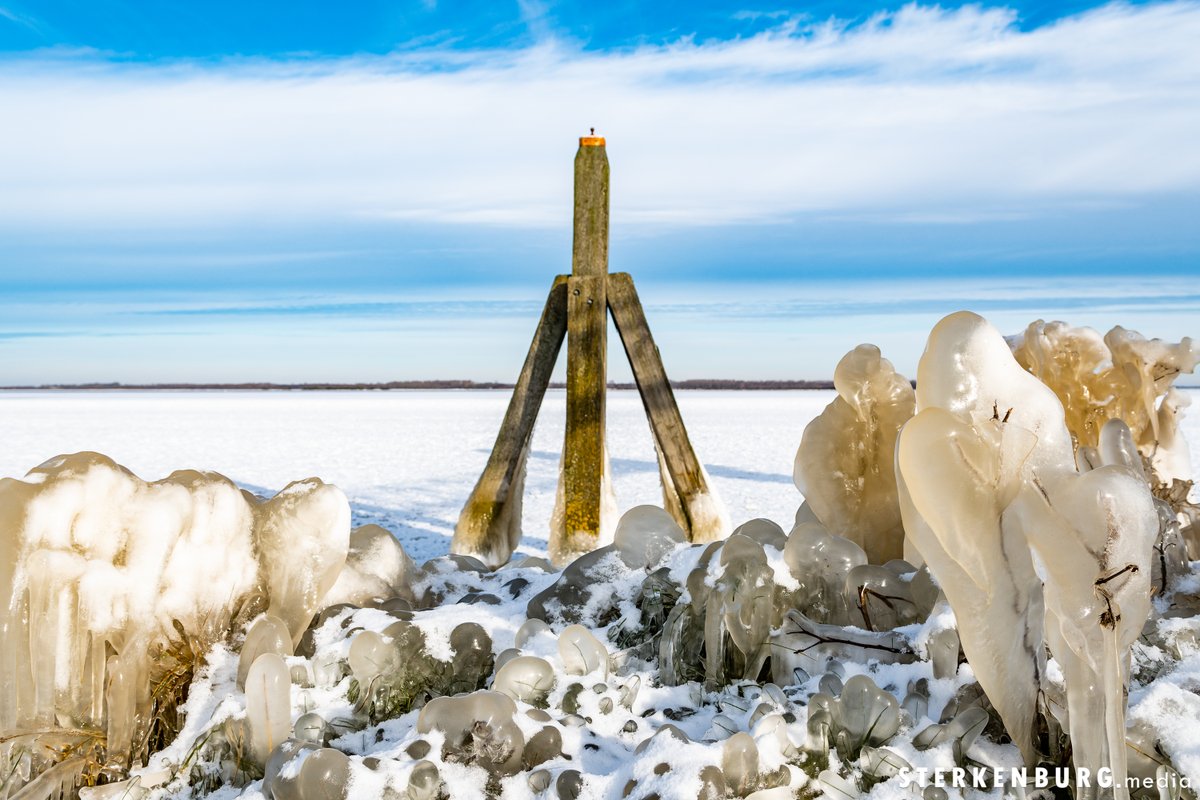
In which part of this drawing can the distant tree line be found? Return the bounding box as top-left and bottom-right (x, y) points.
(1, 379), (836, 391)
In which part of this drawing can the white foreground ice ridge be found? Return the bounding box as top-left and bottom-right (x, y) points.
(1, 313), (1199, 800)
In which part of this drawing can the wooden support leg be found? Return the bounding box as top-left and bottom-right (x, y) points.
(452, 275), (569, 567)
(607, 271), (730, 541)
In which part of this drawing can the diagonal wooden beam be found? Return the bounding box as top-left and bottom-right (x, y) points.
(607, 271), (725, 540)
(452, 275), (569, 567)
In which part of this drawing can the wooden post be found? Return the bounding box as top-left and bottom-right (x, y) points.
(456, 134), (729, 568)
(557, 136), (610, 560)
(452, 276), (569, 567)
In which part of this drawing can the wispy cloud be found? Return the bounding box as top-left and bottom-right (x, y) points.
(0, 2), (1196, 231)
(0, 4), (46, 35)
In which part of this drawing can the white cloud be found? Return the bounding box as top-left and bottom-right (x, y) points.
(0, 1), (1198, 230)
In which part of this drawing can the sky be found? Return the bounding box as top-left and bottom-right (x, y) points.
(0, 0), (1197, 384)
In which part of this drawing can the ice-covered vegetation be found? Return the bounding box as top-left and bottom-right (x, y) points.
(0, 313), (1197, 800)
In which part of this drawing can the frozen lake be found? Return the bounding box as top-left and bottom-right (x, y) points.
(2, 388), (1197, 561)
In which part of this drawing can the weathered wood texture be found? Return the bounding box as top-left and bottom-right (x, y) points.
(559, 139), (610, 553)
(571, 141), (609, 278)
(452, 275), (569, 566)
(607, 271), (715, 535)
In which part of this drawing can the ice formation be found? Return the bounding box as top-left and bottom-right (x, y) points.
(1009, 462), (1157, 800)
(1011, 320), (1198, 484)
(2, 313), (1198, 800)
(897, 311), (1071, 763)
(899, 311), (1174, 793)
(794, 345), (915, 563)
(0, 452), (350, 789)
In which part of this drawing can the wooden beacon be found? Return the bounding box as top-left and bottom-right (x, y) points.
(452, 135), (729, 567)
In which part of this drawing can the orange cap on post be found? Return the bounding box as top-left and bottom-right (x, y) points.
(579, 136), (605, 147)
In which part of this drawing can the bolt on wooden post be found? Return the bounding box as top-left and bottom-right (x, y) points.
(558, 136), (610, 561)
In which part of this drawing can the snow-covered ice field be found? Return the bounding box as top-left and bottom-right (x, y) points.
(0, 389), (845, 560)
(2, 388), (1196, 561)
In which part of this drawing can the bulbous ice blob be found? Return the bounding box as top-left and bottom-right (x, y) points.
(843, 564), (919, 631)
(705, 535), (774, 688)
(449, 622), (494, 694)
(522, 725), (563, 769)
(246, 652), (292, 766)
(557, 624), (609, 677)
(1087, 419), (1188, 591)
(1098, 419), (1148, 484)
(919, 313), (1075, 474)
(698, 766), (727, 799)
(407, 760), (441, 800)
(526, 546), (611, 623)
(612, 505), (686, 569)
(293, 712), (331, 745)
(264, 739), (316, 800)
(912, 706), (989, 758)
(732, 518), (787, 551)
(492, 655), (556, 706)
(721, 732), (759, 797)
(348, 631), (399, 691)
(834, 675), (901, 758)
(321, 524), (415, 608)
(263, 741), (349, 800)
(783, 520), (867, 625)
(515, 618), (551, 648)
(861, 746), (912, 782)
(794, 344), (915, 563)
(239, 614), (294, 690)
(416, 691), (524, 775)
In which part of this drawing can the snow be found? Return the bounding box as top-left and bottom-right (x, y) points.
(0, 389), (825, 561)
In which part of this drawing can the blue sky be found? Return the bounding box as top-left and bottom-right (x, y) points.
(0, 0), (1197, 384)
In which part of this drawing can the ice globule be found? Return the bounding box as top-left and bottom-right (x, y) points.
(262, 740), (349, 800)
(611, 505), (686, 570)
(0, 452), (350, 777)
(415, 691), (525, 776)
(793, 344), (915, 564)
(557, 624), (609, 678)
(842, 564), (919, 632)
(782, 520), (867, 625)
(897, 311), (1070, 764)
(806, 674), (901, 761)
(246, 652), (293, 766)
(492, 655), (556, 707)
(321, 524), (416, 608)
(238, 614), (294, 690)
(732, 518), (787, 551)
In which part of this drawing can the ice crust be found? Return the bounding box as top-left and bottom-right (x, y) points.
(2, 314), (1199, 800)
